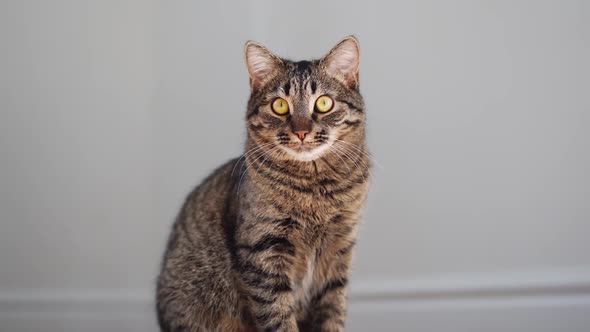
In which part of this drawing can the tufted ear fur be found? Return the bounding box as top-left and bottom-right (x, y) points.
(244, 41), (283, 90)
(321, 36), (360, 88)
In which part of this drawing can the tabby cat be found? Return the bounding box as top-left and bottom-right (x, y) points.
(156, 36), (370, 332)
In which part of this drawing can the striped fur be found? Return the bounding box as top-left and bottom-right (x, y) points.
(157, 36), (370, 332)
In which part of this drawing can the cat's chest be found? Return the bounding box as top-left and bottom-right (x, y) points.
(298, 213), (352, 247)
(292, 251), (317, 308)
(292, 216), (354, 306)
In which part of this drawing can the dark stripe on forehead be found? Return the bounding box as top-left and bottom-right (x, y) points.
(294, 60), (312, 74)
(310, 81), (317, 94)
(283, 81), (291, 96)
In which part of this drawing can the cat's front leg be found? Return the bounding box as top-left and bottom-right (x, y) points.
(307, 277), (348, 332)
(236, 225), (299, 331)
(307, 239), (356, 332)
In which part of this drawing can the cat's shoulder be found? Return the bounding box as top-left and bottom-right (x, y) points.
(182, 157), (241, 204)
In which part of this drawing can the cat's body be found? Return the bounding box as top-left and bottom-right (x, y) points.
(157, 36), (370, 332)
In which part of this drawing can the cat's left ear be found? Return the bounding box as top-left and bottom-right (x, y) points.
(320, 36), (360, 88)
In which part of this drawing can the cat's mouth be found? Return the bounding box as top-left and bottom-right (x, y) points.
(292, 144), (316, 152)
(279, 141), (332, 162)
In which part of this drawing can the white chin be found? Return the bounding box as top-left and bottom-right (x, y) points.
(280, 143), (332, 162)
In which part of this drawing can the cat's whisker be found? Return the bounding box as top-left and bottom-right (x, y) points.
(231, 142), (275, 177)
(333, 139), (383, 169)
(266, 147), (284, 174)
(232, 142), (275, 173)
(245, 145), (280, 179)
(330, 143), (363, 174)
(333, 141), (370, 171)
(333, 142), (375, 181)
(237, 145), (281, 195)
(258, 146), (280, 176)
(232, 146), (263, 177)
(326, 144), (353, 174)
(236, 149), (268, 195)
(334, 143), (379, 180)
(333, 139), (373, 158)
(333, 142), (374, 179)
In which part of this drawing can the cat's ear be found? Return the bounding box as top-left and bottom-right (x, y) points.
(321, 36), (360, 88)
(245, 41), (283, 90)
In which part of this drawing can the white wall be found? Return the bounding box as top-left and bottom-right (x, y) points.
(1, 1), (590, 331)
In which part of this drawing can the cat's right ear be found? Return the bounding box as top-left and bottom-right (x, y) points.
(245, 41), (283, 91)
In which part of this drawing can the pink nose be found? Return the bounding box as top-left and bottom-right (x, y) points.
(294, 130), (308, 140)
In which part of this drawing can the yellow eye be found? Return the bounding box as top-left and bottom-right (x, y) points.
(315, 95), (334, 113)
(271, 98), (289, 115)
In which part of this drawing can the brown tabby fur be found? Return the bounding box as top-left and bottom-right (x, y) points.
(156, 36), (370, 332)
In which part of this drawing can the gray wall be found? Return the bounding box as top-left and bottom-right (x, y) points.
(1, 1), (589, 331)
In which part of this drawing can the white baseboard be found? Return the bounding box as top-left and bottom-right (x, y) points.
(2, 270), (590, 332)
(346, 269), (590, 332)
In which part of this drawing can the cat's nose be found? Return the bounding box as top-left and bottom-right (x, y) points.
(294, 130), (309, 141)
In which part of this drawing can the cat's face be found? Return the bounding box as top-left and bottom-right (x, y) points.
(245, 36), (365, 162)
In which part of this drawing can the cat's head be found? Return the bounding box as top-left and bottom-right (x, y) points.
(244, 36), (365, 162)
